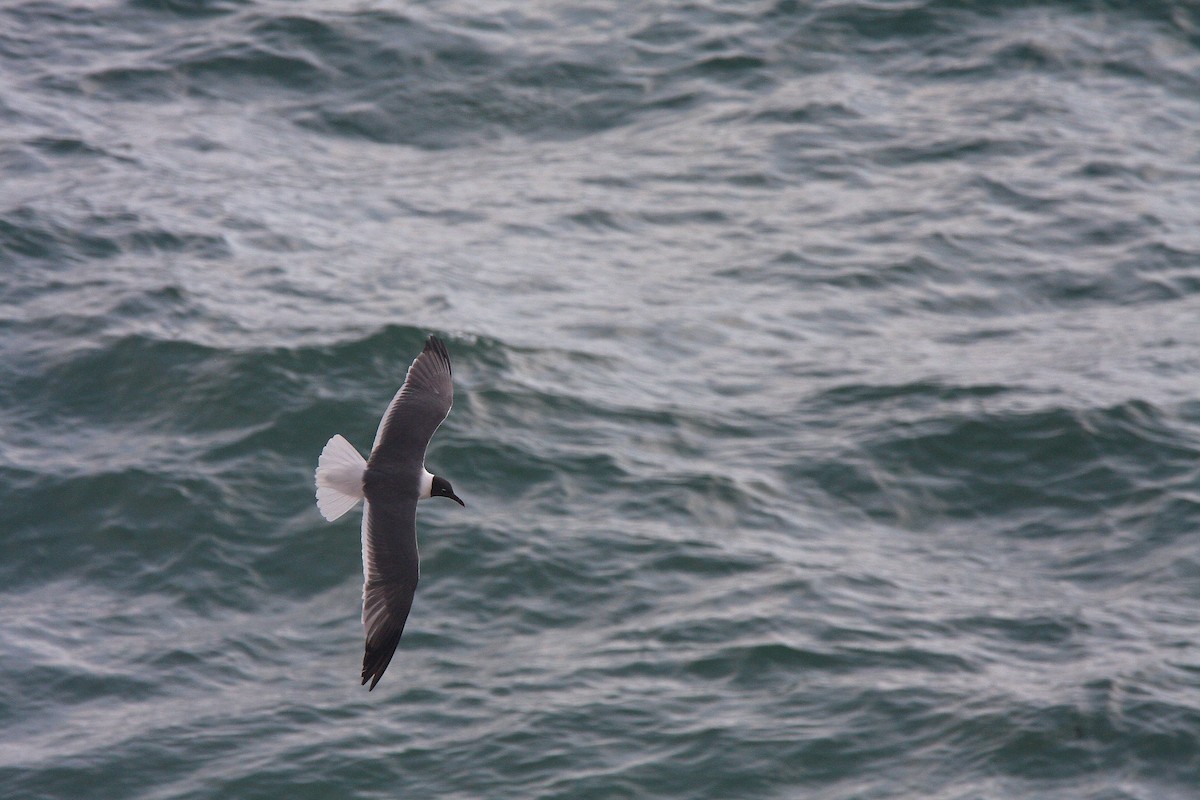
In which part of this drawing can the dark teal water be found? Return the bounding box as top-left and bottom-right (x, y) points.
(3, 1), (1200, 798)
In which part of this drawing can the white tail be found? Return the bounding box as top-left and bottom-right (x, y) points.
(315, 434), (367, 521)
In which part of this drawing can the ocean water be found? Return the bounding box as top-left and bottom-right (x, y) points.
(3, 0), (1200, 797)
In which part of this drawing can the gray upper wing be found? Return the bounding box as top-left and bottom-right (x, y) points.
(369, 336), (454, 466)
(360, 497), (420, 690)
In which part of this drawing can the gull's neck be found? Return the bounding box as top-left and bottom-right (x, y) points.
(419, 468), (434, 500)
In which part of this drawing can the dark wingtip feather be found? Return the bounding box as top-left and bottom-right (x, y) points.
(424, 335), (451, 374)
(362, 628), (404, 691)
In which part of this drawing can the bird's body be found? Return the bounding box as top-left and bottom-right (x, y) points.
(315, 335), (464, 690)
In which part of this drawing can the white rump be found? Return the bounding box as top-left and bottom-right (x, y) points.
(315, 434), (367, 521)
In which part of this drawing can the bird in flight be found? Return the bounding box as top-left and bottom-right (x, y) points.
(315, 335), (465, 690)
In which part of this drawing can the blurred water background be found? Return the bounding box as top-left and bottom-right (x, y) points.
(3, 1), (1200, 798)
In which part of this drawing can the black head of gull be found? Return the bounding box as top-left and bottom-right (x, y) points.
(430, 475), (464, 506)
(314, 334), (465, 690)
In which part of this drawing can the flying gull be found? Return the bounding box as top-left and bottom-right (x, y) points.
(315, 335), (465, 690)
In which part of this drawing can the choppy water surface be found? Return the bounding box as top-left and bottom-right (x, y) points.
(3, 1), (1200, 798)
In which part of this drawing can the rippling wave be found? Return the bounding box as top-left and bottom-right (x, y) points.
(3, 1), (1200, 798)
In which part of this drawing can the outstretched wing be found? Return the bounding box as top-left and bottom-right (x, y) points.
(357, 335), (455, 690)
(360, 497), (420, 691)
(369, 336), (454, 467)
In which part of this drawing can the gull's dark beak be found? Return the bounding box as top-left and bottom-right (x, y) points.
(448, 492), (465, 507)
